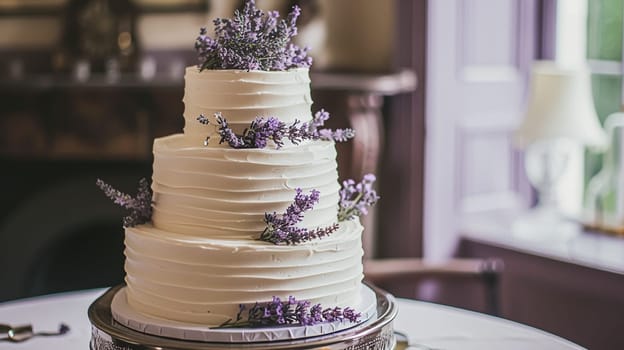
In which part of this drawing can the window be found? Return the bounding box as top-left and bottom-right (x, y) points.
(586, 0), (623, 182)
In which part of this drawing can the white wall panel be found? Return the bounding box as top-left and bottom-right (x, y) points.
(425, 0), (537, 259)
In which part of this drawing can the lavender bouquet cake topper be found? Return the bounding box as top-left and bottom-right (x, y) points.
(195, 0), (311, 71)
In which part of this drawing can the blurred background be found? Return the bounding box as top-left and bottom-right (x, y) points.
(0, 0), (623, 349)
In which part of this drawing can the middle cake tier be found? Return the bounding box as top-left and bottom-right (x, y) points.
(151, 134), (340, 238)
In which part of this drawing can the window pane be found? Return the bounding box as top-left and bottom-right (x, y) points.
(586, 74), (622, 182)
(587, 0), (623, 60)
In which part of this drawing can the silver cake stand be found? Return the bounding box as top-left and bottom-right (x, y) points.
(89, 284), (397, 350)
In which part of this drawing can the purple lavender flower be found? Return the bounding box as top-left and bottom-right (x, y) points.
(287, 109), (354, 144)
(260, 188), (339, 245)
(197, 114), (210, 125)
(338, 174), (380, 221)
(284, 109), (354, 144)
(322, 307), (342, 322)
(195, 0), (311, 71)
(202, 109), (354, 149)
(218, 296), (361, 328)
(310, 304), (324, 324)
(96, 178), (152, 227)
(318, 128), (356, 142)
(209, 113), (288, 149)
(312, 109), (330, 128)
(342, 307), (361, 323)
(215, 112), (246, 148)
(250, 117), (287, 148)
(194, 27), (218, 69)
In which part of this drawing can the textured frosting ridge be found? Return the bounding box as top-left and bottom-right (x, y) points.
(183, 67), (313, 145)
(124, 221), (364, 325)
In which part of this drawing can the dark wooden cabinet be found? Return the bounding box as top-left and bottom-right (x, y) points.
(459, 214), (624, 350)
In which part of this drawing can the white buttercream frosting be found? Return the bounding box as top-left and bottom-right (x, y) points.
(124, 221), (363, 325)
(183, 67), (313, 145)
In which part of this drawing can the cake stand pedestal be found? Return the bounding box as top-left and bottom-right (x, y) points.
(88, 284), (397, 350)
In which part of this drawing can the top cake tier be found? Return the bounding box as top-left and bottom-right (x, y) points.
(182, 67), (313, 145)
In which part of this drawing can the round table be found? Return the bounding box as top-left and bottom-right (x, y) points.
(0, 289), (584, 350)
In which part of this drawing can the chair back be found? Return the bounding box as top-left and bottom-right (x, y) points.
(364, 258), (503, 316)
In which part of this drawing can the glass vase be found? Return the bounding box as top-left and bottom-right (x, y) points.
(585, 112), (624, 233)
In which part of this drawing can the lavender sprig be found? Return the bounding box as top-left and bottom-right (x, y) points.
(338, 174), (380, 221)
(195, 0), (311, 71)
(260, 188), (339, 245)
(96, 178), (152, 227)
(199, 109), (354, 149)
(217, 296), (361, 328)
(209, 112), (288, 149)
(285, 109), (355, 144)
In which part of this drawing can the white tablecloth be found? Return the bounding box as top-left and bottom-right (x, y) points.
(0, 289), (585, 350)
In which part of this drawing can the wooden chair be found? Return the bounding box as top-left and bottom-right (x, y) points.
(364, 258), (503, 316)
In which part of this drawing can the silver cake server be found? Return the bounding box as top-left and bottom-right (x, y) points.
(0, 323), (69, 342)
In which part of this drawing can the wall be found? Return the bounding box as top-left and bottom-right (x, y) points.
(0, 0), (395, 72)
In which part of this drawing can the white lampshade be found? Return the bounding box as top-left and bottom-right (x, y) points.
(515, 61), (607, 149)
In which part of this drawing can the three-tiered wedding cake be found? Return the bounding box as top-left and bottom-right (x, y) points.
(100, 0), (377, 332)
(123, 66), (365, 326)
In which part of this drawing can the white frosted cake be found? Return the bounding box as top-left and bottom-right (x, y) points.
(122, 68), (365, 326)
(98, 0), (378, 333)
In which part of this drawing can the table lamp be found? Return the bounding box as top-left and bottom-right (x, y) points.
(513, 61), (607, 240)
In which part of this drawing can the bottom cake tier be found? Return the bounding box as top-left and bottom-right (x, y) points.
(124, 220), (364, 326)
(89, 284), (397, 350)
